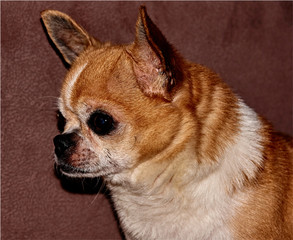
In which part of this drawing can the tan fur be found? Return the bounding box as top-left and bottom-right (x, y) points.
(42, 7), (293, 240)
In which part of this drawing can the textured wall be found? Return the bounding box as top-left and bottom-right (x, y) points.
(1, 2), (292, 240)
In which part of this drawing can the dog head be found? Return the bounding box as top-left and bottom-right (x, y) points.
(42, 7), (194, 184)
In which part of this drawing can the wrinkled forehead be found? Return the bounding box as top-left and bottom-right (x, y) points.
(59, 46), (142, 117)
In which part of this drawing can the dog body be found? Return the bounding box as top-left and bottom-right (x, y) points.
(42, 7), (293, 239)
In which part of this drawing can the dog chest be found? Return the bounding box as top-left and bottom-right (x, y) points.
(110, 186), (233, 240)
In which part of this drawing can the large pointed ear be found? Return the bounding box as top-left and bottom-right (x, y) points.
(41, 10), (101, 65)
(131, 6), (183, 101)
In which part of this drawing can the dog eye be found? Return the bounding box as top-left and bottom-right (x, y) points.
(56, 110), (66, 133)
(87, 110), (115, 136)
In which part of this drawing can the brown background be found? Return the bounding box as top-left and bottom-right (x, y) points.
(1, 1), (292, 240)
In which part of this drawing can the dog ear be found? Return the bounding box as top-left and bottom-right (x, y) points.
(41, 10), (101, 65)
(131, 6), (183, 101)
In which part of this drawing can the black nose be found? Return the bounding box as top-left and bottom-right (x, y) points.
(53, 133), (76, 158)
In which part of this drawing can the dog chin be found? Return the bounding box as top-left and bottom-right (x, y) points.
(54, 162), (121, 179)
(54, 163), (91, 178)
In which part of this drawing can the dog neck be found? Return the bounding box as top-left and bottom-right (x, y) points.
(107, 64), (264, 195)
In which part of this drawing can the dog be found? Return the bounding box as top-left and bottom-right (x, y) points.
(41, 6), (293, 239)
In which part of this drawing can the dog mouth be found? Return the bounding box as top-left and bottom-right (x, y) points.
(54, 161), (120, 179)
(54, 161), (123, 180)
(54, 162), (93, 178)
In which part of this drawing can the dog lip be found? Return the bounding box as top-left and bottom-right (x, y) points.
(54, 162), (122, 179)
(54, 163), (89, 176)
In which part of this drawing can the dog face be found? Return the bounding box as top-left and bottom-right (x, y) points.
(43, 7), (189, 182)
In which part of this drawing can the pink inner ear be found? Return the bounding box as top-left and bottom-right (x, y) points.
(132, 58), (168, 99)
(130, 6), (183, 100)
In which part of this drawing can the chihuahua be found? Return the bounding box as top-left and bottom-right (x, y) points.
(42, 6), (293, 240)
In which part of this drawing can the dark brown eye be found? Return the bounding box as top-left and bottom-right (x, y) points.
(87, 110), (115, 136)
(56, 110), (66, 133)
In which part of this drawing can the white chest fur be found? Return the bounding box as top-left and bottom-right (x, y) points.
(111, 186), (233, 240)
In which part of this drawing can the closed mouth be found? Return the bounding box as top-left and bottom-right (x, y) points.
(54, 163), (90, 177)
(54, 159), (123, 179)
